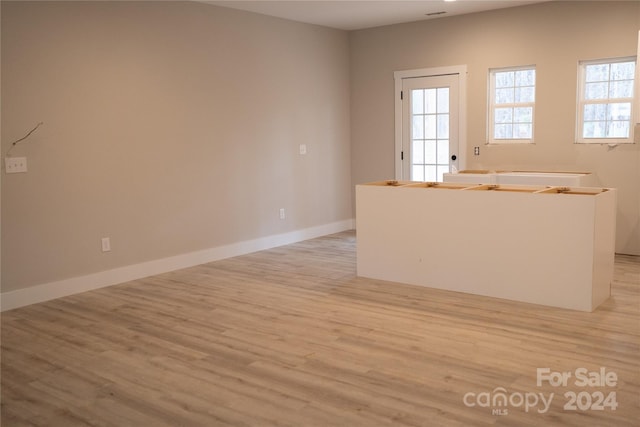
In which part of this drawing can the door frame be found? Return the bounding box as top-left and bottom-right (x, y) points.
(394, 65), (467, 180)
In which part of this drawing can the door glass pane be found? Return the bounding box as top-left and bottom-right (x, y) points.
(412, 165), (424, 181)
(412, 140), (424, 164)
(437, 115), (449, 139)
(412, 116), (424, 139)
(412, 90), (424, 114)
(425, 89), (437, 114)
(437, 88), (449, 113)
(424, 140), (436, 164)
(424, 115), (437, 139)
(425, 165), (437, 182)
(437, 140), (449, 164)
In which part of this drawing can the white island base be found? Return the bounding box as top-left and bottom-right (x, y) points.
(356, 181), (616, 312)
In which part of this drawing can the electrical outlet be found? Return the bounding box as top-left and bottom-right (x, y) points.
(474, 146), (480, 156)
(101, 237), (111, 252)
(299, 144), (307, 155)
(279, 208), (286, 220)
(5, 157), (27, 173)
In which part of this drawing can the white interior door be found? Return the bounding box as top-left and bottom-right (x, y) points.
(402, 74), (459, 182)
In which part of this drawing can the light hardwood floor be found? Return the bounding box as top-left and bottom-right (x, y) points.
(2, 231), (639, 426)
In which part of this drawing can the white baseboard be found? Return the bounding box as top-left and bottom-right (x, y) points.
(0, 219), (354, 312)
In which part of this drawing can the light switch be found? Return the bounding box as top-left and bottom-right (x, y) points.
(101, 237), (111, 252)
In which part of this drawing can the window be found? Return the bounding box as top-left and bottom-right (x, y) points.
(577, 57), (636, 143)
(488, 66), (536, 144)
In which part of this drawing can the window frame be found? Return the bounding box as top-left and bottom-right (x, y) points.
(487, 65), (536, 145)
(576, 56), (636, 144)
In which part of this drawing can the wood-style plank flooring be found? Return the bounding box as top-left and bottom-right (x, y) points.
(2, 231), (639, 426)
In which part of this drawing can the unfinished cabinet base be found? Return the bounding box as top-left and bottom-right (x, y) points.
(356, 181), (616, 312)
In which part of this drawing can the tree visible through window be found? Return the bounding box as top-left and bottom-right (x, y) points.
(577, 57), (635, 143)
(488, 66), (536, 144)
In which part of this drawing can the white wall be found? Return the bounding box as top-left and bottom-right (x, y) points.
(1, 1), (353, 294)
(350, 1), (640, 255)
(2, 0), (639, 304)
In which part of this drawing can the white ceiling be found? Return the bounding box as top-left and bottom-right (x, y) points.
(206, 0), (552, 31)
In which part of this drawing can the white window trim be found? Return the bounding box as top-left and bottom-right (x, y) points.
(394, 65), (467, 180)
(576, 56), (636, 144)
(487, 65), (536, 145)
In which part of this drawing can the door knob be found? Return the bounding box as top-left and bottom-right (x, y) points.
(451, 154), (457, 161)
